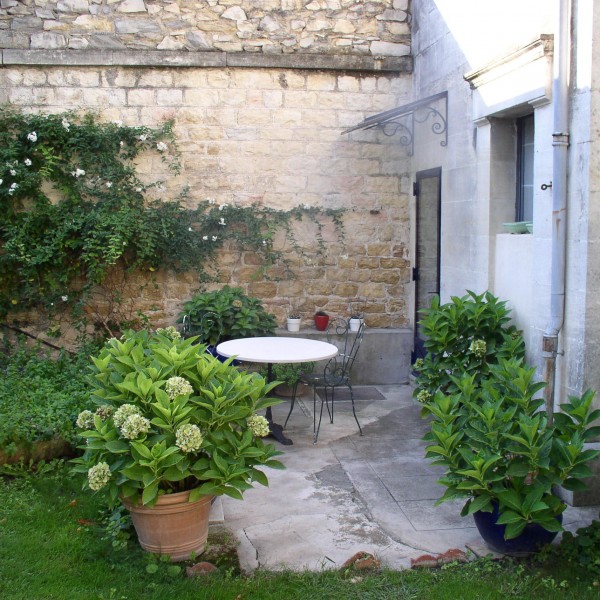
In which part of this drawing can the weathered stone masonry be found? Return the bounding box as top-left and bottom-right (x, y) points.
(1, 1), (413, 331)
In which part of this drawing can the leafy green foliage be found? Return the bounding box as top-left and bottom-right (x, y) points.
(543, 514), (600, 577)
(179, 285), (277, 345)
(265, 362), (316, 387)
(71, 328), (285, 507)
(422, 359), (600, 538)
(0, 337), (91, 453)
(413, 290), (524, 401)
(0, 109), (182, 317)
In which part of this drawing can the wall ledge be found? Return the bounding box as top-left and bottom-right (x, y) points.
(1, 49), (413, 73)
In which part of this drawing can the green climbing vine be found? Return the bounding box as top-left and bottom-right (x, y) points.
(0, 108), (344, 325)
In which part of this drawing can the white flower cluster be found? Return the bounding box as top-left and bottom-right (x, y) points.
(88, 462), (111, 491)
(469, 338), (487, 358)
(416, 389), (432, 404)
(120, 413), (151, 440)
(113, 404), (140, 428)
(175, 424), (204, 453)
(155, 325), (181, 340)
(27, 131), (37, 142)
(165, 376), (194, 400)
(156, 141), (168, 152)
(95, 405), (114, 421)
(76, 410), (95, 430)
(247, 415), (270, 438)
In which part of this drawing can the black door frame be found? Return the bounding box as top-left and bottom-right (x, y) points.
(412, 167), (442, 363)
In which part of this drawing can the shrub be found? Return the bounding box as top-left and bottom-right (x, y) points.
(413, 290), (525, 402)
(179, 286), (277, 346)
(0, 338), (91, 455)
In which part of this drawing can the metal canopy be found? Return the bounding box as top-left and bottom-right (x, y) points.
(342, 91), (448, 156)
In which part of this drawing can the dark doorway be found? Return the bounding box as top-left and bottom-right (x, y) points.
(412, 168), (441, 363)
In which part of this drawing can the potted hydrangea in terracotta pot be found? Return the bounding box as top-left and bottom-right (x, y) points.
(72, 327), (284, 561)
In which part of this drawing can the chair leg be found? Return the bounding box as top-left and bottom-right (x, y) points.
(313, 385), (327, 444)
(348, 384), (363, 436)
(283, 381), (299, 429)
(329, 388), (335, 423)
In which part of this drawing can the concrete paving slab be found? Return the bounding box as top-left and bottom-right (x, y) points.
(220, 384), (600, 572)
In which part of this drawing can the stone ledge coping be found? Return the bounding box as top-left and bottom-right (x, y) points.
(1, 49), (412, 73)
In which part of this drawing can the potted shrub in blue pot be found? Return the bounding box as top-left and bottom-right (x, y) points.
(418, 358), (600, 555)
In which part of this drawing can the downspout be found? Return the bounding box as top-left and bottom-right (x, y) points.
(543, 0), (571, 423)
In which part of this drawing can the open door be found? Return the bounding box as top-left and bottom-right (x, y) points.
(412, 168), (441, 363)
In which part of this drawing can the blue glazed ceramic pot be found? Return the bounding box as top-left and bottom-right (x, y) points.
(473, 503), (562, 556)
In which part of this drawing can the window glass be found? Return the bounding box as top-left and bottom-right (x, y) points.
(516, 115), (534, 222)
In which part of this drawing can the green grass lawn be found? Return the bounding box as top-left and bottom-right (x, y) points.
(1, 462), (599, 600)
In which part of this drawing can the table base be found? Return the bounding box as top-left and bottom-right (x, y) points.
(265, 407), (293, 445)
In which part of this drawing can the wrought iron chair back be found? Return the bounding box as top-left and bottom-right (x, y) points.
(180, 311), (223, 346)
(284, 317), (365, 443)
(322, 318), (365, 386)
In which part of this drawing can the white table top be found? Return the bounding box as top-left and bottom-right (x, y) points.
(216, 336), (338, 364)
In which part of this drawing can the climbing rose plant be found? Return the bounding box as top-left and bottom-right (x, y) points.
(0, 109), (344, 327)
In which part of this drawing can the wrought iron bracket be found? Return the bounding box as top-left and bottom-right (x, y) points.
(342, 91), (448, 156)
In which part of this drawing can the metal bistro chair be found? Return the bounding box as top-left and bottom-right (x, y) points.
(284, 318), (365, 443)
(180, 312), (223, 348)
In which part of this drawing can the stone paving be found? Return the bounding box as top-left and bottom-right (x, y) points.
(214, 384), (599, 572)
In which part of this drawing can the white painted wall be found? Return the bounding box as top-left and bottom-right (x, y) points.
(411, 0), (599, 404)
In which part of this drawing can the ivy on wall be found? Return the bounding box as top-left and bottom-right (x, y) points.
(0, 108), (343, 327)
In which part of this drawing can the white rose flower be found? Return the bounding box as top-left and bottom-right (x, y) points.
(62, 119), (70, 131)
(156, 142), (168, 152)
(10, 169), (16, 176)
(24, 158), (32, 166)
(106, 182), (112, 188)
(27, 132), (37, 142)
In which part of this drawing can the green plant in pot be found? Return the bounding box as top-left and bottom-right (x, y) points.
(260, 362), (315, 396)
(178, 286), (277, 346)
(413, 290), (524, 402)
(421, 358), (600, 554)
(71, 327), (284, 560)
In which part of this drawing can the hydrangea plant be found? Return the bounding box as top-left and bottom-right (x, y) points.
(71, 328), (284, 507)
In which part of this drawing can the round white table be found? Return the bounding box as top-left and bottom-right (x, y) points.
(216, 337), (339, 445)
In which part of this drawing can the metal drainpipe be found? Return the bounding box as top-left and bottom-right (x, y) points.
(543, 0), (571, 424)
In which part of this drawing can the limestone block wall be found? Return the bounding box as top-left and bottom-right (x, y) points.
(0, 61), (413, 331)
(0, 0), (410, 57)
(0, 0), (414, 335)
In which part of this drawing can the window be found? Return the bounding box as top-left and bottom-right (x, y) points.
(516, 114), (534, 222)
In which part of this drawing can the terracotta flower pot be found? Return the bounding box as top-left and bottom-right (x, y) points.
(314, 314), (329, 331)
(121, 490), (213, 562)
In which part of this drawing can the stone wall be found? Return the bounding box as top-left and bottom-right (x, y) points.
(0, 61), (413, 332)
(1, 0), (414, 336)
(0, 0), (410, 57)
